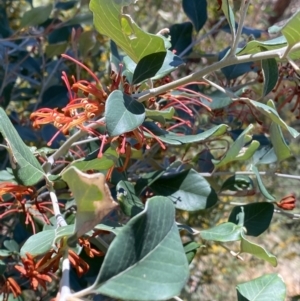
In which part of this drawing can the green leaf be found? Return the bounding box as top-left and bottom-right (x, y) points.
(92, 196), (189, 300)
(105, 90), (145, 137)
(116, 180), (144, 217)
(93, 221), (123, 236)
(20, 225), (75, 257)
(151, 50), (184, 80)
(269, 10), (300, 50)
(20, 230), (55, 257)
(251, 165), (275, 201)
(150, 169), (218, 211)
(201, 90), (233, 110)
(123, 51), (184, 82)
(240, 233), (277, 266)
(267, 99), (295, 154)
(252, 145), (278, 165)
(240, 98), (300, 138)
(145, 107), (175, 124)
(143, 123), (228, 145)
(65, 12), (93, 26)
(79, 30), (96, 57)
(200, 222), (242, 242)
(0, 249), (13, 257)
(20, 4), (52, 28)
(270, 122), (292, 161)
(3, 240), (19, 252)
(0, 260), (6, 275)
(236, 36), (287, 56)
(182, 0), (207, 32)
(183, 241), (201, 264)
(262, 58), (278, 97)
(237, 273), (286, 301)
(55, 224), (75, 241)
(45, 42), (68, 58)
(61, 167), (118, 238)
(221, 0), (236, 41)
(90, 0), (166, 63)
(213, 124), (260, 168)
(67, 148), (118, 172)
(135, 170), (166, 195)
(0, 108), (45, 185)
(0, 169), (15, 182)
(132, 52), (167, 84)
(221, 175), (254, 192)
(228, 203), (274, 236)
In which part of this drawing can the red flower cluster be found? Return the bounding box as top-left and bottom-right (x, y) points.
(0, 182), (55, 233)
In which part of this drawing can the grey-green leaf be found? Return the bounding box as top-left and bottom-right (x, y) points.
(90, 0), (166, 63)
(262, 58), (278, 97)
(251, 165), (275, 201)
(240, 232), (277, 266)
(92, 196), (189, 300)
(237, 273), (286, 301)
(20, 4), (52, 28)
(0, 108), (45, 185)
(150, 169), (218, 211)
(200, 222), (242, 242)
(105, 90), (145, 137)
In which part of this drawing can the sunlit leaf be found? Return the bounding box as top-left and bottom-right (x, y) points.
(20, 230), (55, 257)
(61, 167), (118, 238)
(90, 0), (166, 62)
(269, 10), (300, 50)
(213, 124), (260, 168)
(240, 233), (277, 266)
(236, 36), (287, 56)
(67, 148), (118, 172)
(237, 273), (286, 301)
(200, 222), (242, 242)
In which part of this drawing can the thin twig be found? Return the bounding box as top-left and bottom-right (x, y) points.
(59, 249), (71, 301)
(47, 179), (67, 227)
(136, 42), (300, 103)
(199, 170), (300, 181)
(229, 0), (251, 56)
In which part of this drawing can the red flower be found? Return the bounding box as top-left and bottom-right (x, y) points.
(276, 194), (296, 210)
(0, 277), (22, 301)
(78, 237), (104, 258)
(14, 253), (52, 290)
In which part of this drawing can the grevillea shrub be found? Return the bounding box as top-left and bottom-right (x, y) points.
(0, 0), (300, 300)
